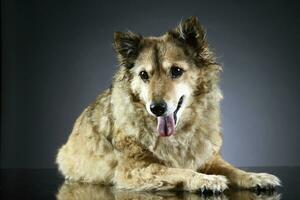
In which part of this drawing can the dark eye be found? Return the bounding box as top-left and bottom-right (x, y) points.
(170, 66), (184, 79)
(139, 71), (149, 81)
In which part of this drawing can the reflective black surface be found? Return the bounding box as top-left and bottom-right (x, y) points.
(1, 167), (299, 199)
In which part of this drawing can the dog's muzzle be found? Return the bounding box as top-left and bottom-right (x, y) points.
(152, 96), (185, 137)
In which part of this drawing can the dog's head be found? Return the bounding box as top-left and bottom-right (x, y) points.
(114, 17), (219, 137)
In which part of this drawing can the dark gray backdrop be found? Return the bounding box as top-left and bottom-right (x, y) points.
(2, 0), (300, 169)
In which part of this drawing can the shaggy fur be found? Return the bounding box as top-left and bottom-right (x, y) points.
(56, 16), (280, 192)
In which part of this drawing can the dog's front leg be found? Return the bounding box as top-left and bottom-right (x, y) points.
(203, 156), (281, 189)
(113, 161), (228, 192)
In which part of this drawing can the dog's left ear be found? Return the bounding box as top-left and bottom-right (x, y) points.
(169, 16), (206, 51)
(114, 31), (142, 68)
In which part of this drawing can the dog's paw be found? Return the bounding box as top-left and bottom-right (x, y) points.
(241, 172), (281, 189)
(188, 174), (228, 193)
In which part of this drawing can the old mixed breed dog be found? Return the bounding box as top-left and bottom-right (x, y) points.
(56, 17), (280, 192)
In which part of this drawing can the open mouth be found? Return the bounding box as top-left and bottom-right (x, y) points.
(157, 96), (185, 137)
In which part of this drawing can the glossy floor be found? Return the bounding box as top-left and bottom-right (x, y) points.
(1, 167), (299, 199)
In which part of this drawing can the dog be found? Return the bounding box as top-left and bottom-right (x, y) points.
(56, 16), (280, 192)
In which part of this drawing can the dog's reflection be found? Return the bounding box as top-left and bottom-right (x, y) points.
(56, 182), (281, 200)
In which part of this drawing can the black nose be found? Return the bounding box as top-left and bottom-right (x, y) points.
(150, 101), (167, 116)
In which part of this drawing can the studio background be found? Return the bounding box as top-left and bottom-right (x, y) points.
(2, 0), (300, 169)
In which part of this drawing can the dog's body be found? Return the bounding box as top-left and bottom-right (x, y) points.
(56, 17), (280, 192)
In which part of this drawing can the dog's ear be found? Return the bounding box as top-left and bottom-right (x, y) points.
(169, 16), (206, 52)
(114, 31), (142, 68)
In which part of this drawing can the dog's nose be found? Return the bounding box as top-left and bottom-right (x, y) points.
(150, 101), (167, 116)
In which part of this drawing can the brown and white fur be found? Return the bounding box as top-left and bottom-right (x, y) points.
(56, 17), (280, 192)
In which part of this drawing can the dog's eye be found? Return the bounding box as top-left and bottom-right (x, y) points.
(170, 66), (184, 79)
(139, 71), (149, 81)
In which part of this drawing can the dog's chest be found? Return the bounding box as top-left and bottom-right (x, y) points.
(148, 134), (215, 170)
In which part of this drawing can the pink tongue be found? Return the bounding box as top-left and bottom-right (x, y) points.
(157, 114), (175, 137)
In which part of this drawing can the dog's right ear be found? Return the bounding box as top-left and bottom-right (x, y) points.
(114, 31), (142, 68)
